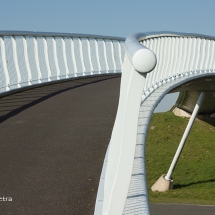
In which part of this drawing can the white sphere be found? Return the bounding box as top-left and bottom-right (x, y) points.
(132, 48), (157, 73)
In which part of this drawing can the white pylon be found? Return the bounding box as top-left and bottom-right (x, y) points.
(165, 92), (205, 181)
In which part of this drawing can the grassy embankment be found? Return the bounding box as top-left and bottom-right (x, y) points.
(146, 111), (215, 205)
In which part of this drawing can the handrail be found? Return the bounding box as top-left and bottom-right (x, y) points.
(0, 31), (125, 96)
(125, 32), (157, 73)
(140, 30), (215, 40)
(125, 31), (215, 74)
(95, 31), (215, 215)
(0, 30), (125, 41)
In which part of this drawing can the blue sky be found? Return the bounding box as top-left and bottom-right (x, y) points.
(1, 0), (215, 37)
(0, 0), (213, 112)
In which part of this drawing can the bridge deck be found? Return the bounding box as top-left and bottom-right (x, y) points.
(0, 75), (214, 215)
(0, 75), (120, 215)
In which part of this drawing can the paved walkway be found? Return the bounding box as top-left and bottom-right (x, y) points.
(0, 74), (214, 214)
(0, 75), (120, 215)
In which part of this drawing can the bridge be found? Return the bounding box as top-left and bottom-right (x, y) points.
(0, 31), (215, 214)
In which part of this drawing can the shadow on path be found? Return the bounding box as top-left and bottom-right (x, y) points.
(0, 75), (120, 123)
(0, 74), (121, 215)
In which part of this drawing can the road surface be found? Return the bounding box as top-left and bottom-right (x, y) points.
(0, 74), (214, 215)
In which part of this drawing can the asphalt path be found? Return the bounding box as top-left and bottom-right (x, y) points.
(150, 203), (215, 215)
(0, 74), (214, 215)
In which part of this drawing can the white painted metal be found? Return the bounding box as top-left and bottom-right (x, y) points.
(112, 40), (122, 73)
(16, 36), (29, 86)
(103, 40), (109, 73)
(46, 37), (59, 80)
(56, 37), (68, 79)
(141, 36), (215, 93)
(0, 31), (125, 96)
(125, 33), (157, 73)
(4, 36), (19, 89)
(1, 30), (215, 215)
(86, 38), (94, 74)
(43, 37), (52, 81)
(69, 38), (78, 77)
(165, 92), (205, 181)
(78, 37), (86, 75)
(12, 36), (22, 87)
(89, 39), (99, 74)
(52, 37), (61, 79)
(110, 40), (116, 72)
(95, 39), (102, 74)
(102, 56), (147, 214)
(22, 36), (32, 85)
(124, 72), (212, 214)
(0, 37), (10, 92)
(105, 40), (115, 73)
(96, 32), (215, 215)
(33, 37), (42, 83)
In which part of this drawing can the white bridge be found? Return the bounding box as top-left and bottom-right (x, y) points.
(0, 31), (124, 94)
(0, 31), (215, 215)
(95, 32), (215, 215)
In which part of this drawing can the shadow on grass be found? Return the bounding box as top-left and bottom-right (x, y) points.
(174, 179), (215, 189)
(201, 118), (215, 127)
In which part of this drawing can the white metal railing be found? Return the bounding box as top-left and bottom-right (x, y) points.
(0, 31), (125, 95)
(95, 33), (157, 215)
(2, 30), (215, 215)
(95, 32), (215, 215)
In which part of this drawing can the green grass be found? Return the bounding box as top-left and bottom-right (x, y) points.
(146, 111), (215, 205)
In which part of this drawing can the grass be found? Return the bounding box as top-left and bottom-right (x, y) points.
(146, 111), (215, 205)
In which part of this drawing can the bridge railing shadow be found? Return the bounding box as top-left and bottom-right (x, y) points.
(0, 75), (120, 123)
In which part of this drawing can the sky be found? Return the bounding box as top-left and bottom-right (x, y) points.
(0, 0), (214, 112)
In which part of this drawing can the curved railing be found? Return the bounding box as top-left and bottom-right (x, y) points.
(139, 32), (215, 95)
(0, 31), (125, 96)
(1, 30), (215, 214)
(124, 32), (156, 73)
(95, 32), (215, 215)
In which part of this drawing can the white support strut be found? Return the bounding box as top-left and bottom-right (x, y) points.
(96, 31), (215, 213)
(165, 92), (205, 181)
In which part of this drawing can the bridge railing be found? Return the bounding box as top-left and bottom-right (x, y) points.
(0, 31), (125, 95)
(95, 31), (215, 215)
